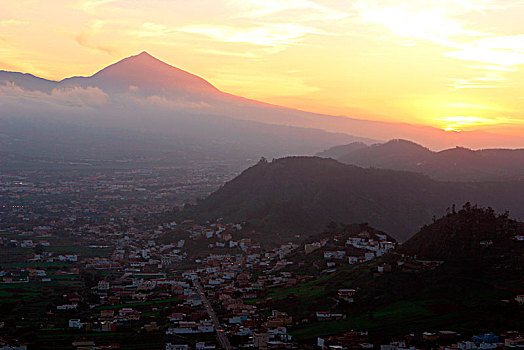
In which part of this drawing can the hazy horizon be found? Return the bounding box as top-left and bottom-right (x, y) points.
(2, 51), (524, 151)
(2, 0), (524, 138)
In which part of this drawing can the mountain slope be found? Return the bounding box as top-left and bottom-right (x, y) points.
(0, 111), (368, 170)
(275, 207), (524, 341)
(182, 156), (524, 241)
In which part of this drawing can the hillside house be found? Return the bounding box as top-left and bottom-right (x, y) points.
(348, 256), (360, 264)
(68, 319), (84, 329)
(305, 242), (322, 254)
(324, 251), (346, 260)
(338, 289), (356, 302)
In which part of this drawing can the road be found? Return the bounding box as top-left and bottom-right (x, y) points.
(194, 279), (233, 350)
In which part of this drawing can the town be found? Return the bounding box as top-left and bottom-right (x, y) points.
(1, 167), (523, 350)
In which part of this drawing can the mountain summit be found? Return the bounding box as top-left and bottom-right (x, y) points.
(61, 51), (219, 95)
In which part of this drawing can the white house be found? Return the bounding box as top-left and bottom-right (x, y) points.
(364, 252), (375, 261)
(58, 254), (78, 262)
(68, 319), (83, 328)
(196, 342), (216, 349)
(166, 344), (189, 350)
(324, 251), (346, 260)
(57, 304), (78, 310)
(348, 256), (360, 264)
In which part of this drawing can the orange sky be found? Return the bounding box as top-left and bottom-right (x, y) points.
(1, 0), (524, 133)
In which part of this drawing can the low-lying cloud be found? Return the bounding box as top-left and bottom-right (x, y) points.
(0, 82), (110, 108)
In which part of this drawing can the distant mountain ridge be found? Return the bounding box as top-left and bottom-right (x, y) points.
(0, 52), (376, 166)
(318, 139), (524, 181)
(182, 156), (524, 242)
(2, 51), (524, 150)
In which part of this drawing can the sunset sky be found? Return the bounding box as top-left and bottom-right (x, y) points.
(2, 0), (524, 133)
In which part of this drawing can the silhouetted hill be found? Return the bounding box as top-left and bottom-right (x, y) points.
(182, 156), (524, 242)
(338, 139), (432, 170)
(319, 139), (524, 181)
(401, 203), (524, 260)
